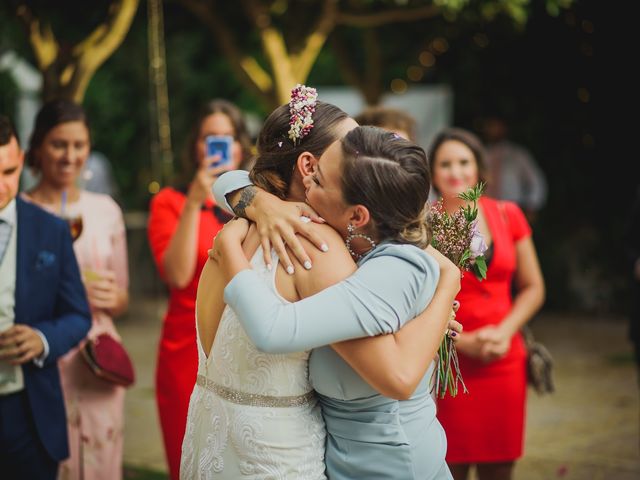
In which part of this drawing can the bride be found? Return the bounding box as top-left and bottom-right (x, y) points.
(180, 88), (460, 479)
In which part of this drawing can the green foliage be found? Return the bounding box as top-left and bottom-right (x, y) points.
(459, 181), (484, 221)
(432, 329), (467, 399)
(545, 0), (574, 17)
(472, 255), (487, 280)
(0, 73), (19, 119)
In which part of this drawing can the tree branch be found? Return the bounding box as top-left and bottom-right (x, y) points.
(337, 5), (439, 28)
(291, 0), (338, 81)
(15, 3), (58, 70)
(74, 0), (139, 62)
(70, 0), (139, 101)
(241, 0), (294, 104)
(180, 0), (273, 106)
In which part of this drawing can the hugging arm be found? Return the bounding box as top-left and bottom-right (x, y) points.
(216, 220), (459, 399)
(212, 170), (327, 274)
(212, 169), (253, 213)
(288, 236), (461, 400)
(220, 235), (434, 354)
(331, 250), (460, 400)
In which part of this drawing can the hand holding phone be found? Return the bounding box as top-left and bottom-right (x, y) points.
(205, 135), (234, 167)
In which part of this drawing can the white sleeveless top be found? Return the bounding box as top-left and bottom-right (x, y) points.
(180, 249), (327, 479)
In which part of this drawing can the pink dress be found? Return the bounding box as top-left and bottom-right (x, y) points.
(24, 191), (129, 480)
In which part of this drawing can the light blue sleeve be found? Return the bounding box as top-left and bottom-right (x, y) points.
(224, 245), (439, 354)
(212, 170), (252, 213)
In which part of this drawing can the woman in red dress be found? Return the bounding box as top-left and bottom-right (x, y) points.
(147, 100), (253, 479)
(430, 128), (545, 480)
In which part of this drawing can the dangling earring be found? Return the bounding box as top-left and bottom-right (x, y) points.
(345, 223), (376, 260)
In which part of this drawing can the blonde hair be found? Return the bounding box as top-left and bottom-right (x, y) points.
(398, 204), (431, 248)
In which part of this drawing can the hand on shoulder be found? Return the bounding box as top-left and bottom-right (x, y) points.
(289, 223), (356, 297)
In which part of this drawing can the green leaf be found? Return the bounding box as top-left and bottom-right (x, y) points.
(473, 256), (488, 280)
(460, 249), (471, 266)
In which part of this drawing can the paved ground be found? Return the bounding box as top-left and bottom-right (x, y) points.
(119, 296), (640, 479)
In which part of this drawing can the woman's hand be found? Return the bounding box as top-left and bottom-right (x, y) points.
(249, 193), (328, 274)
(187, 156), (229, 206)
(476, 324), (513, 362)
(213, 218), (250, 260)
(210, 218), (253, 283)
(455, 331), (486, 360)
(427, 246), (462, 342)
(426, 245), (461, 287)
(83, 270), (126, 316)
(446, 301), (463, 343)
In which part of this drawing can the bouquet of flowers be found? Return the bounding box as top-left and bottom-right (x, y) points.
(429, 182), (487, 398)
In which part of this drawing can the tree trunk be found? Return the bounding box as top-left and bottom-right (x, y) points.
(17, 0), (139, 102)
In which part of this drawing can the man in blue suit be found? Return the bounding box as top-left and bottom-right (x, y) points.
(0, 115), (91, 479)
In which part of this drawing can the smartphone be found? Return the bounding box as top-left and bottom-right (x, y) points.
(205, 135), (234, 167)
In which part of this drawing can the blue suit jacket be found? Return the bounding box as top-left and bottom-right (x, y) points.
(14, 197), (91, 461)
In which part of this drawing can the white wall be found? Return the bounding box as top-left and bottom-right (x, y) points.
(318, 85), (453, 150)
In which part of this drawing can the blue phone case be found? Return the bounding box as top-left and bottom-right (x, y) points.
(205, 135), (233, 166)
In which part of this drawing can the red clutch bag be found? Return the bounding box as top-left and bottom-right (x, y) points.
(81, 333), (135, 388)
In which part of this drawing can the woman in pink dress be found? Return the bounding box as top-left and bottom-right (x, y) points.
(23, 99), (129, 480)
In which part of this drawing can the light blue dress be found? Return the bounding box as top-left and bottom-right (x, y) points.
(214, 171), (452, 479)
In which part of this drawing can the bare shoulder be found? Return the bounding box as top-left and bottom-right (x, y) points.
(290, 223), (357, 297)
(302, 222), (353, 264)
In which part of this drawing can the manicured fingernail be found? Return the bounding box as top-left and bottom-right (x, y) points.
(286, 265), (294, 275)
(321, 243), (329, 252)
(304, 261), (312, 270)
(266, 263), (272, 271)
(451, 332), (457, 337)
(453, 300), (460, 308)
(318, 217), (326, 223)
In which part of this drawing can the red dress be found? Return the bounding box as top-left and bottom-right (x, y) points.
(437, 197), (532, 464)
(148, 187), (230, 479)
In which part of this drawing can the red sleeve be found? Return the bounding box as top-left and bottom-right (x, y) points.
(147, 188), (182, 280)
(502, 201), (532, 242)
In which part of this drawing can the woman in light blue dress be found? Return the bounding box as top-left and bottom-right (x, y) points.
(213, 124), (457, 479)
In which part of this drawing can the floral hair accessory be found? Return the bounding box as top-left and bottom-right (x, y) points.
(288, 84), (317, 144)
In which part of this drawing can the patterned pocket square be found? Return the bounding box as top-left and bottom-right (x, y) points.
(35, 250), (56, 270)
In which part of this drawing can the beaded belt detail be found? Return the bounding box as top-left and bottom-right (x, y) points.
(197, 375), (315, 408)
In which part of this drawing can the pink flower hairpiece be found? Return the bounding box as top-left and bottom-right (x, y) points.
(288, 84), (317, 144)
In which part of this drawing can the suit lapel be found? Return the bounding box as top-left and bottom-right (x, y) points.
(15, 197), (35, 325)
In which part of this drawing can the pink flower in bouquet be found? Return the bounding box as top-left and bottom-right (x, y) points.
(469, 222), (488, 260)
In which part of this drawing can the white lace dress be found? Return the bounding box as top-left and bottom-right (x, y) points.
(180, 250), (327, 479)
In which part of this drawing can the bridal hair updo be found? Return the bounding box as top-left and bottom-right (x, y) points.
(250, 101), (349, 199)
(340, 126), (432, 248)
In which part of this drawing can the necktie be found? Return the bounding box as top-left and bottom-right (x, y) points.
(0, 219), (12, 266)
